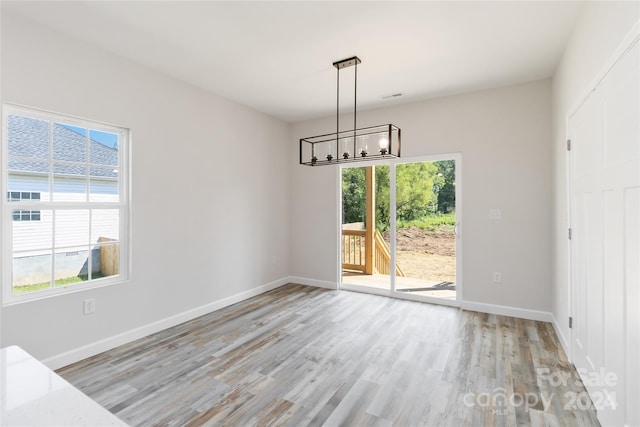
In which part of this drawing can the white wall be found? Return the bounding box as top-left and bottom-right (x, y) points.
(291, 79), (553, 313)
(0, 11), (291, 363)
(551, 1), (639, 351)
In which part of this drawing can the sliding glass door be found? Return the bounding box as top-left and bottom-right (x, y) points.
(340, 156), (460, 305)
(340, 164), (391, 294)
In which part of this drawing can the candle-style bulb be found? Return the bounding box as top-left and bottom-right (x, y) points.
(341, 138), (350, 159)
(379, 136), (389, 155)
(357, 136), (368, 157)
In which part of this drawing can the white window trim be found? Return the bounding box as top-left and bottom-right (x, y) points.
(1, 104), (131, 305)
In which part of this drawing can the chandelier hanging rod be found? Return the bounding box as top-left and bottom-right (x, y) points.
(334, 56), (361, 155)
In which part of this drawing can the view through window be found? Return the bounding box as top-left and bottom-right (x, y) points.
(2, 106), (129, 301)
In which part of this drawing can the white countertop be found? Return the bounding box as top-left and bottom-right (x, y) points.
(0, 345), (128, 426)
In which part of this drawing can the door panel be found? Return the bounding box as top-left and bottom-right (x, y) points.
(341, 165), (391, 293)
(569, 40), (639, 426)
(624, 187), (639, 427)
(394, 160), (456, 300)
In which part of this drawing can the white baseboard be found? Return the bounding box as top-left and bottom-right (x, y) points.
(288, 276), (338, 290)
(296, 278), (552, 324)
(293, 277), (552, 322)
(461, 300), (553, 323)
(42, 277), (556, 370)
(42, 277), (290, 370)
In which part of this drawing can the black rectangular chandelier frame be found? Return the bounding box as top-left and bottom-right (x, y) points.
(300, 56), (401, 166)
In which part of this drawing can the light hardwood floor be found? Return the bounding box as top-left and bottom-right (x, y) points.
(57, 284), (600, 426)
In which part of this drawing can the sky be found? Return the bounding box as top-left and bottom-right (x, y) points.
(61, 124), (119, 149)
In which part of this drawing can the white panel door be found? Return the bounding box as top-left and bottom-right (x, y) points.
(570, 39), (639, 427)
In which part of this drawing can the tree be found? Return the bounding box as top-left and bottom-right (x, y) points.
(375, 165), (390, 231)
(342, 161), (454, 232)
(341, 167), (365, 224)
(375, 163), (438, 231)
(396, 162), (438, 220)
(435, 160), (455, 213)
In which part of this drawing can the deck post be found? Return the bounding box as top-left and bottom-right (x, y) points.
(365, 166), (375, 275)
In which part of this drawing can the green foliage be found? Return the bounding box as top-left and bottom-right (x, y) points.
(396, 162), (438, 220)
(397, 212), (456, 232)
(375, 165), (390, 231)
(435, 160), (455, 214)
(13, 272), (104, 295)
(13, 282), (50, 295)
(342, 160), (456, 232)
(341, 167), (365, 224)
(376, 162), (441, 231)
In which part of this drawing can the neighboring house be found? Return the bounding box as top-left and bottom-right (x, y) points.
(7, 114), (120, 285)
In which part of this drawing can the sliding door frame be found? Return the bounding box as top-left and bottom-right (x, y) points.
(337, 153), (462, 307)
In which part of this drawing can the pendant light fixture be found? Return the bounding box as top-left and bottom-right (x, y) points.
(299, 56), (401, 166)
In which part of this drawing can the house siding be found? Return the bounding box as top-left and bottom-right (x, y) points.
(9, 174), (119, 254)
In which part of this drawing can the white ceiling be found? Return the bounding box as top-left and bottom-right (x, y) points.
(3, 1), (584, 123)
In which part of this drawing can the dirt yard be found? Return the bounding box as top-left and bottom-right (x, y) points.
(384, 226), (456, 283)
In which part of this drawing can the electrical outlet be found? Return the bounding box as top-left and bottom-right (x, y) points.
(493, 272), (502, 283)
(83, 298), (95, 315)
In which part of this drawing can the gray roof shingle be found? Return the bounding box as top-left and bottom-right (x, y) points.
(8, 115), (119, 179)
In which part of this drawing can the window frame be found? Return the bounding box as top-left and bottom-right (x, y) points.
(1, 104), (130, 305)
(8, 191), (41, 222)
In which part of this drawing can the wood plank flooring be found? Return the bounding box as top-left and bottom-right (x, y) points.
(57, 284), (600, 426)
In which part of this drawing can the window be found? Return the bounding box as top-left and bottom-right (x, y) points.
(8, 192), (41, 221)
(8, 191), (41, 201)
(12, 210), (41, 222)
(2, 105), (129, 302)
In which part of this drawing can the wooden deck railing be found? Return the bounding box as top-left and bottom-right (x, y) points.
(373, 230), (405, 277)
(341, 229), (404, 276)
(342, 229), (366, 272)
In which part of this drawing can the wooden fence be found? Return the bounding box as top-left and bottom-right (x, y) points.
(98, 237), (119, 276)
